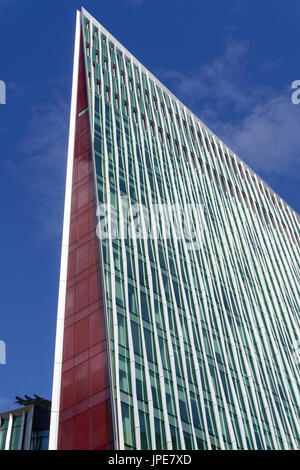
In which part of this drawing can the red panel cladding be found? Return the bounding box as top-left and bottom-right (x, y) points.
(57, 31), (114, 450)
(74, 411), (89, 450)
(90, 402), (114, 450)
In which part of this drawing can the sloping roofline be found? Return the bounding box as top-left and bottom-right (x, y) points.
(81, 7), (300, 224)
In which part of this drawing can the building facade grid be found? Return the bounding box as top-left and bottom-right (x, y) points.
(50, 8), (300, 450)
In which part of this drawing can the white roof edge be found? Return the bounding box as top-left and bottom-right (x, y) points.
(0, 404), (33, 417)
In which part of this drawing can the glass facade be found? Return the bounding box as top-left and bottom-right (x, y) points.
(9, 415), (22, 450)
(0, 418), (8, 450)
(0, 399), (50, 451)
(51, 8), (300, 450)
(30, 430), (49, 450)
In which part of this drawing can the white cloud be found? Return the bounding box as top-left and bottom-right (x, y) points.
(0, 394), (10, 411)
(159, 37), (300, 179)
(7, 91), (69, 242)
(161, 38), (270, 115)
(217, 90), (300, 177)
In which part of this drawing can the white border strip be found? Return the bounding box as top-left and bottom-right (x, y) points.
(49, 10), (81, 450)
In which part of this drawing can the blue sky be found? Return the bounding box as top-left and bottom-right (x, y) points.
(0, 0), (299, 411)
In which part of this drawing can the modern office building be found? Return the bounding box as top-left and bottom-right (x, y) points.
(49, 8), (300, 450)
(0, 395), (51, 450)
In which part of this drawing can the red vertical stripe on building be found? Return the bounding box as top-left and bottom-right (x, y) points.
(58, 32), (114, 450)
